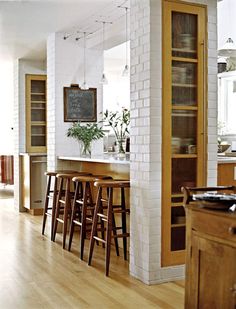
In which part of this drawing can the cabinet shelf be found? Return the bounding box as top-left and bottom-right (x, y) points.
(171, 223), (186, 228)
(31, 121), (46, 125)
(172, 83), (197, 88)
(31, 92), (46, 95)
(172, 112), (196, 117)
(172, 105), (198, 110)
(172, 154), (197, 159)
(172, 48), (197, 54)
(172, 202), (184, 207)
(31, 101), (46, 104)
(172, 56), (198, 63)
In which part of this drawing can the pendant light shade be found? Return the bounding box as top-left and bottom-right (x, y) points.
(122, 7), (129, 77)
(80, 32), (89, 90)
(218, 38), (236, 57)
(100, 22), (108, 84)
(101, 72), (108, 84)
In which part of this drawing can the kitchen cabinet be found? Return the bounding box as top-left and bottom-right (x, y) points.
(21, 153), (47, 215)
(162, 0), (207, 266)
(25, 74), (47, 153)
(218, 162), (236, 186)
(185, 205), (236, 308)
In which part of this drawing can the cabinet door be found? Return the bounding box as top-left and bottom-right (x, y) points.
(188, 233), (236, 309)
(26, 74), (47, 153)
(162, 1), (206, 266)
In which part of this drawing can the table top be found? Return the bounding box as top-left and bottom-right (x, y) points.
(58, 153), (130, 165)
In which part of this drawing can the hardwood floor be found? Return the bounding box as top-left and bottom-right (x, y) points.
(0, 194), (184, 308)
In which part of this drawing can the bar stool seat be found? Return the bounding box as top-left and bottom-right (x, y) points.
(42, 170), (78, 240)
(88, 179), (130, 276)
(52, 171), (91, 249)
(68, 174), (113, 260)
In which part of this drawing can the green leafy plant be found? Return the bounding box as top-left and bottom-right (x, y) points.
(67, 122), (104, 155)
(103, 108), (130, 140)
(103, 108), (130, 154)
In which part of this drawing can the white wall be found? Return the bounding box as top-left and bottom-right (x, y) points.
(47, 33), (103, 170)
(0, 61), (14, 155)
(218, 0), (236, 49)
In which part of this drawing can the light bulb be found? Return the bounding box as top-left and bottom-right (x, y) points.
(80, 81), (89, 90)
(122, 64), (129, 77)
(100, 73), (108, 84)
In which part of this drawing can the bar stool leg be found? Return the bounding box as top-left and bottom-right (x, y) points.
(68, 181), (81, 251)
(42, 175), (51, 235)
(88, 187), (102, 266)
(105, 188), (113, 276)
(62, 178), (70, 249)
(52, 177), (63, 242)
(50, 177), (58, 241)
(121, 187), (128, 260)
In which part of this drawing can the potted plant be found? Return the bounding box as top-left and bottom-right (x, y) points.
(103, 108), (130, 155)
(67, 122), (104, 156)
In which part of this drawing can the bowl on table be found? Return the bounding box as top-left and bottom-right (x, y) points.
(218, 144), (230, 153)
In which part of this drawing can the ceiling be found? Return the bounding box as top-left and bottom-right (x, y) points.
(0, 0), (129, 61)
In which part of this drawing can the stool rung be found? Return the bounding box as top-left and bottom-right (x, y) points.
(112, 209), (130, 214)
(113, 233), (130, 238)
(97, 213), (107, 219)
(57, 218), (64, 223)
(73, 220), (82, 226)
(93, 236), (106, 244)
(45, 212), (52, 216)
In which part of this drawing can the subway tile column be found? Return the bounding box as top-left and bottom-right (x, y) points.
(46, 33), (103, 172)
(129, 0), (217, 284)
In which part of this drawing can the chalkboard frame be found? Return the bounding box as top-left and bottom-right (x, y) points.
(63, 85), (97, 122)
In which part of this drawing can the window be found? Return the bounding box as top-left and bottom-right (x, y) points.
(218, 71), (236, 135)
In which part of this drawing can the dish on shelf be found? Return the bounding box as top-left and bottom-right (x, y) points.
(193, 193), (236, 210)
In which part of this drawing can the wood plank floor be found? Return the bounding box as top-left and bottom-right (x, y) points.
(0, 192), (184, 308)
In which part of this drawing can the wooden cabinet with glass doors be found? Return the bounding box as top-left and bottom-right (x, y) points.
(162, 1), (207, 266)
(26, 74), (47, 153)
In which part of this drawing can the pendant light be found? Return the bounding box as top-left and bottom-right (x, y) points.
(81, 32), (89, 90)
(218, 38), (236, 57)
(122, 7), (129, 77)
(100, 22), (108, 84)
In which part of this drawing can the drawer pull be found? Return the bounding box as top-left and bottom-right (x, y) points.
(228, 226), (236, 235)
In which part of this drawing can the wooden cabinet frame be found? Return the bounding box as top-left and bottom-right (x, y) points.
(26, 74), (47, 153)
(161, 0), (207, 266)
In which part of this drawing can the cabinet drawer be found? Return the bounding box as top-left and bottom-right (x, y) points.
(191, 209), (236, 244)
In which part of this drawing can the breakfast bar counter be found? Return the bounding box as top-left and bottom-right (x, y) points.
(57, 154), (130, 180)
(58, 153), (130, 165)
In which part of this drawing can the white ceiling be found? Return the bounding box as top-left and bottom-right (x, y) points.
(0, 0), (130, 61)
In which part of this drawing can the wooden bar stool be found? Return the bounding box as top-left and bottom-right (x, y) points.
(68, 174), (113, 260)
(42, 170), (78, 240)
(52, 171), (91, 249)
(88, 179), (130, 276)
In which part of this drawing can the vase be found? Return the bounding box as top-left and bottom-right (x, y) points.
(116, 138), (126, 157)
(80, 141), (91, 157)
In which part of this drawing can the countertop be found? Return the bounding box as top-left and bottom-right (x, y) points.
(58, 153), (130, 165)
(218, 153), (236, 163)
(20, 152), (47, 156)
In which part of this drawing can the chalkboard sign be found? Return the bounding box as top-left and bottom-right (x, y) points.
(63, 85), (97, 122)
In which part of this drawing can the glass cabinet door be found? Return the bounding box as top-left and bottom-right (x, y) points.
(26, 75), (47, 153)
(162, 1), (206, 266)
